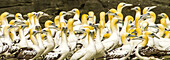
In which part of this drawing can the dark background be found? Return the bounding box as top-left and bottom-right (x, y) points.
(1, 0), (169, 27)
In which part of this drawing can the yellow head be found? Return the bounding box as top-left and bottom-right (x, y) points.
(117, 3), (132, 12)
(143, 6), (156, 14)
(88, 11), (94, 17)
(27, 12), (35, 18)
(158, 13), (168, 18)
(124, 15), (134, 25)
(111, 12), (123, 21)
(81, 14), (88, 25)
(1, 12), (14, 18)
(44, 20), (55, 28)
(37, 11), (49, 18)
(9, 20), (17, 25)
(71, 8), (80, 15)
(59, 11), (66, 18)
(15, 13), (24, 20)
(131, 7), (141, 12)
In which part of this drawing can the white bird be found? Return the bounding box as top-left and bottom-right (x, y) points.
(67, 18), (78, 51)
(102, 18), (121, 52)
(71, 28), (96, 60)
(44, 23), (70, 60)
(106, 33), (136, 60)
(93, 24), (105, 59)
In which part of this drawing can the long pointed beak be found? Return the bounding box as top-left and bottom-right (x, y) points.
(149, 6), (157, 11)
(12, 26), (18, 28)
(23, 15), (28, 17)
(152, 34), (160, 39)
(125, 4), (133, 6)
(128, 34), (137, 37)
(148, 25), (158, 28)
(87, 16), (93, 18)
(36, 31), (42, 34)
(158, 14), (162, 17)
(7, 14), (15, 17)
(109, 13), (116, 16)
(131, 8), (136, 10)
(48, 26), (56, 29)
(25, 32), (30, 36)
(66, 11), (73, 15)
(44, 13), (49, 16)
(51, 23), (55, 26)
(132, 37), (141, 40)
(105, 11), (110, 15)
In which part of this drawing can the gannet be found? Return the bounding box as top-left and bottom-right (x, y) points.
(106, 33), (136, 60)
(102, 18), (121, 52)
(68, 8), (81, 26)
(67, 18), (78, 50)
(71, 29), (96, 60)
(44, 22), (70, 60)
(93, 24), (105, 59)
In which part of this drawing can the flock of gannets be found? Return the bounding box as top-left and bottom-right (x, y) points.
(0, 2), (169, 60)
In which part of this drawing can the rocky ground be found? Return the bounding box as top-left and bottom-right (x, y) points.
(0, 0), (169, 27)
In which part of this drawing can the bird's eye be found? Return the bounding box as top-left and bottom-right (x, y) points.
(7, 14), (9, 16)
(89, 31), (91, 34)
(73, 10), (75, 12)
(151, 33), (154, 35)
(43, 30), (46, 32)
(115, 13), (117, 15)
(108, 11), (111, 13)
(51, 23), (54, 25)
(96, 25), (99, 28)
(128, 34), (131, 36)
(21, 26), (24, 28)
(147, 13), (150, 15)
(162, 14), (164, 17)
(10, 25), (12, 27)
(15, 21), (17, 23)
(82, 29), (85, 31)
(139, 36), (143, 38)
(33, 31), (36, 33)
(65, 27), (67, 29)
(123, 4), (126, 6)
(129, 21), (132, 23)
(63, 13), (66, 15)
(136, 8), (138, 10)
(18, 16), (20, 17)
